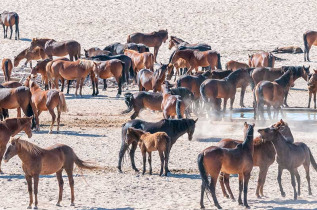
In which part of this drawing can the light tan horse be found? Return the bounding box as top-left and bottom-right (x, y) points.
(0, 11), (19, 39)
(124, 49), (154, 73)
(47, 59), (97, 96)
(14, 47), (48, 68)
(303, 31), (317, 61)
(25, 77), (68, 133)
(4, 137), (100, 209)
(249, 52), (275, 68)
(167, 59), (190, 81)
(29, 38), (81, 61)
(1, 58), (13, 81)
(225, 60), (249, 71)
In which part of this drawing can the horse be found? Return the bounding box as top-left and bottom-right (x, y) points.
(127, 29), (168, 62)
(3, 137), (100, 209)
(0, 11), (19, 39)
(84, 47), (112, 58)
(91, 59), (125, 97)
(258, 125), (317, 200)
(48, 59), (97, 97)
(307, 69), (317, 109)
(272, 46), (303, 54)
(31, 58), (53, 90)
(198, 123), (254, 209)
(249, 52), (275, 68)
(137, 64), (168, 92)
(0, 117), (32, 173)
(126, 128), (171, 176)
(1, 58), (13, 81)
(200, 69), (252, 112)
(303, 30), (317, 61)
(166, 58), (190, 81)
(29, 38), (81, 61)
(124, 49), (154, 73)
(210, 70), (233, 79)
(25, 77), (68, 133)
(118, 118), (197, 173)
(254, 70), (294, 120)
(218, 119), (294, 199)
(161, 82), (186, 119)
(168, 36), (211, 51)
(126, 43), (150, 53)
(14, 47), (48, 68)
(225, 60), (249, 71)
(169, 49), (221, 74)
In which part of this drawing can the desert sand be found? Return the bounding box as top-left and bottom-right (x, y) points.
(1, 0), (317, 209)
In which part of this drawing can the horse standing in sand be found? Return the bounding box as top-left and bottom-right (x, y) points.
(303, 31), (317, 61)
(127, 29), (168, 62)
(307, 69), (317, 109)
(168, 36), (211, 51)
(14, 47), (48, 68)
(124, 49), (154, 73)
(137, 64), (168, 92)
(249, 52), (275, 68)
(161, 82), (186, 119)
(225, 60), (249, 71)
(0, 11), (19, 39)
(4, 137), (100, 209)
(1, 58), (13, 81)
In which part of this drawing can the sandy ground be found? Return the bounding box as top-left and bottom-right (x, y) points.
(1, 0), (317, 209)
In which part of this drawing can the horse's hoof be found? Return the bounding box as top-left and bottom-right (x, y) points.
(245, 205), (250, 209)
(70, 203), (75, 206)
(48, 130), (52, 134)
(281, 192), (286, 197)
(116, 94), (120, 98)
(56, 203), (61, 207)
(33, 206), (38, 209)
(27, 206), (32, 209)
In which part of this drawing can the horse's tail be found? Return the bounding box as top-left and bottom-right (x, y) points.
(169, 50), (176, 64)
(176, 78), (182, 88)
(198, 153), (213, 194)
(268, 53), (274, 67)
(58, 92), (68, 112)
(308, 147), (317, 171)
(74, 153), (100, 170)
(216, 53), (222, 69)
(26, 101), (36, 129)
(303, 32), (309, 54)
(14, 13), (19, 39)
(4, 60), (10, 81)
(77, 43), (81, 59)
(176, 97), (182, 119)
(120, 61), (126, 84)
(122, 93), (134, 114)
(127, 35), (131, 43)
(200, 82), (208, 102)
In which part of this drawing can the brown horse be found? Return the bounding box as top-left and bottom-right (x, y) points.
(258, 125), (317, 200)
(92, 59), (125, 97)
(166, 59), (190, 81)
(25, 77), (68, 133)
(218, 119), (294, 199)
(161, 82), (186, 119)
(0, 117), (32, 173)
(225, 60), (249, 71)
(254, 70), (294, 120)
(307, 70), (317, 109)
(126, 128), (171, 176)
(137, 64), (168, 92)
(31, 58), (53, 90)
(48, 59), (97, 96)
(169, 49), (221, 74)
(303, 30), (317, 61)
(30, 38), (81, 61)
(168, 36), (211, 51)
(1, 58), (13, 81)
(124, 49), (154, 73)
(210, 70), (233, 79)
(127, 29), (168, 62)
(249, 52), (275, 68)
(272, 46), (303, 54)
(0, 11), (19, 39)
(14, 47), (48, 68)
(84, 47), (111, 58)
(198, 123), (254, 209)
(3, 137), (100, 209)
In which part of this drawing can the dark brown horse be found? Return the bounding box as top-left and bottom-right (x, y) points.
(1, 58), (13, 81)
(137, 64), (168, 92)
(4, 137), (100, 209)
(168, 36), (211, 51)
(127, 29), (168, 62)
(303, 30), (317, 61)
(258, 125), (317, 200)
(198, 123), (254, 209)
(0, 11), (19, 39)
(249, 52), (275, 68)
(30, 38), (81, 61)
(84, 47), (112, 58)
(225, 60), (249, 71)
(0, 117), (32, 173)
(14, 47), (48, 68)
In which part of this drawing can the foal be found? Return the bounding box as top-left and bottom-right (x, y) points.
(307, 69), (317, 109)
(161, 82), (186, 119)
(126, 127), (171, 176)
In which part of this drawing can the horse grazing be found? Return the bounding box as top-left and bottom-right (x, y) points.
(84, 47), (111, 58)
(169, 49), (221, 74)
(198, 123), (254, 209)
(25, 77), (68, 133)
(254, 70), (294, 120)
(218, 119), (294, 199)
(124, 49), (154, 73)
(118, 118), (197, 173)
(126, 128), (171, 176)
(31, 58), (53, 90)
(272, 46), (303, 54)
(258, 125), (317, 200)
(1, 58), (13, 81)
(0, 117), (32, 173)
(137, 64), (168, 92)
(249, 52), (275, 68)
(92, 59), (125, 97)
(303, 31), (317, 61)
(4, 137), (100, 209)
(161, 82), (186, 119)
(127, 29), (168, 62)
(30, 38), (81, 61)
(48, 59), (97, 97)
(0, 11), (19, 39)
(225, 60), (249, 71)
(14, 47), (48, 68)
(308, 69), (317, 109)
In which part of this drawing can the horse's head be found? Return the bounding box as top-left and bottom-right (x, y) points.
(308, 70), (317, 87)
(288, 70), (295, 87)
(21, 116), (33, 138)
(4, 137), (20, 163)
(13, 56), (19, 67)
(243, 122), (255, 139)
(29, 38), (39, 50)
(248, 54), (253, 67)
(258, 125), (280, 142)
(84, 49), (89, 58)
(168, 39), (174, 50)
(302, 65), (310, 81)
(126, 127), (145, 145)
(187, 118), (198, 141)
(272, 119), (294, 142)
(153, 64), (168, 92)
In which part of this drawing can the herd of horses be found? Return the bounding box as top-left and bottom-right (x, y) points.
(1, 10), (317, 209)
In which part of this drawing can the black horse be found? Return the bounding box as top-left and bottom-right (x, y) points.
(118, 118), (197, 173)
(126, 43), (149, 53)
(103, 42), (149, 55)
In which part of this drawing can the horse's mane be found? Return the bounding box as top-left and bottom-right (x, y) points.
(16, 139), (45, 156)
(225, 69), (244, 81)
(152, 30), (168, 38)
(168, 50), (177, 63)
(274, 70), (292, 87)
(171, 36), (187, 44)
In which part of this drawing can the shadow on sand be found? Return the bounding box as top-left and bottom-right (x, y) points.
(195, 137), (222, 143)
(19, 38), (32, 42)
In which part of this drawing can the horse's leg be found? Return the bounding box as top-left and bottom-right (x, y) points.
(277, 165), (286, 197)
(219, 172), (229, 198)
(164, 144), (169, 176)
(224, 173), (235, 200)
(223, 98), (227, 113)
(148, 152), (152, 175)
(130, 142), (139, 172)
(80, 78), (84, 97)
(9, 25), (13, 39)
(290, 170), (298, 200)
(61, 78), (65, 92)
(5, 26), (8, 38)
(200, 183), (206, 209)
(294, 169), (301, 197)
(17, 107), (21, 118)
(256, 166), (269, 198)
(2, 24), (5, 38)
(75, 79), (79, 97)
(48, 107), (56, 134)
(240, 86), (246, 107)
(33, 174), (39, 209)
(65, 167), (75, 206)
(159, 151), (164, 176)
(117, 76), (122, 97)
(57, 107), (61, 133)
(154, 46), (158, 63)
(0, 145), (6, 173)
(314, 92), (316, 109)
(309, 91), (312, 108)
(243, 172), (250, 208)
(267, 105), (272, 120)
(209, 174), (222, 209)
(26, 175), (33, 209)
(284, 89), (289, 107)
(142, 150), (146, 175)
(303, 161), (312, 195)
(238, 173), (243, 205)
(103, 79), (107, 90)
(230, 96), (235, 110)
(67, 80), (71, 94)
(56, 169), (64, 206)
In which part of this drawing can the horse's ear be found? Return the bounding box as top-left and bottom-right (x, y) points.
(244, 122), (248, 127)
(84, 49), (87, 52)
(194, 118), (198, 123)
(280, 119), (284, 124)
(252, 123), (255, 127)
(314, 70), (317, 74)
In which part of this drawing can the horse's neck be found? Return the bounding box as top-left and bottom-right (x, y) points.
(242, 135), (254, 154)
(5, 120), (20, 136)
(17, 145), (39, 167)
(16, 50), (26, 61)
(270, 133), (289, 159)
(275, 73), (290, 87)
(226, 73), (240, 85)
(30, 85), (41, 94)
